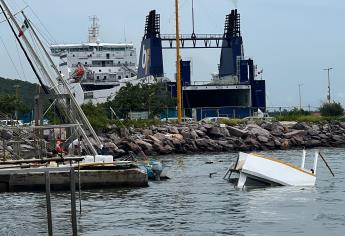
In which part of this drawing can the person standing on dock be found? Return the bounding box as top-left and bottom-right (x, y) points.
(68, 136), (83, 155)
(55, 136), (64, 157)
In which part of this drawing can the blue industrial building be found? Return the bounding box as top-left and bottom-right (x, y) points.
(137, 9), (266, 120)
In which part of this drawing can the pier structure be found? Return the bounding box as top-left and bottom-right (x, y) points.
(137, 9), (266, 120)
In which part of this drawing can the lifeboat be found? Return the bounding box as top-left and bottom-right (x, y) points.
(73, 64), (85, 78)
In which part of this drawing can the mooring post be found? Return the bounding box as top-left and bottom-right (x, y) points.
(78, 161), (82, 214)
(70, 167), (78, 235)
(45, 171), (53, 236)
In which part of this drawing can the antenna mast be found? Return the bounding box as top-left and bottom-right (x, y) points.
(88, 16), (99, 43)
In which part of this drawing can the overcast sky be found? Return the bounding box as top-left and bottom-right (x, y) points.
(0, 0), (344, 108)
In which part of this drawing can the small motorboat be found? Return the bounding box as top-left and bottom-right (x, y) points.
(119, 152), (169, 181)
(144, 160), (169, 180)
(224, 150), (318, 189)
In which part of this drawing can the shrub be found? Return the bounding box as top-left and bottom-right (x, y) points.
(81, 102), (109, 131)
(219, 118), (243, 126)
(320, 102), (344, 117)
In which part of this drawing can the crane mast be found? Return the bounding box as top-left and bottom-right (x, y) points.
(0, 0), (102, 155)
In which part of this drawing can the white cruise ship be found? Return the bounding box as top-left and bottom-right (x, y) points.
(50, 17), (141, 105)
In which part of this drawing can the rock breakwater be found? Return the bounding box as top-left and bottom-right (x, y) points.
(99, 121), (345, 158)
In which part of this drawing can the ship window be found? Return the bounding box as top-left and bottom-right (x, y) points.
(106, 53), (110, 59)
(84, 92), (93, 99)
(97, 76), (100, 80)
(125, 75), (128, 78)
(73, 54), (75, 57)
(99, 69), (101, 72)
(118, 75), (121, 80)
(103, 76), (107, 80)
(85, 62), (87, 65)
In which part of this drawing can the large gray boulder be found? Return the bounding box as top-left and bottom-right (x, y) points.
(180, 129), (192, 139)
(195, 138), (218, 151)
(135, 139), (153, 151)
(104, 142), (118, 150)
(142, 129), (153, 136)
(190, 130), (199, 139)
(153, 143), (173, 154)
(227, 126), (247, 137)
(207, 126), (224, 138)
(119, 128), (130, 138)
(257, 135), (269, 143)
(292, 122), (310, 130)
(168, 126), (179, 134)
(246, 124), (270, 137)
(195, 129), (206, 137)
(284, 130), (305, 139)
(217, 140), (234, 150)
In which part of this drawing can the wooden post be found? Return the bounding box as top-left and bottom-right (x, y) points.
(70, 167), (78, 235)
(78, 161), (82, 214)
(45, 171), (53, 236)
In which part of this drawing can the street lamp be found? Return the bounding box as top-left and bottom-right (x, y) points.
(298, 83), (303, 110)
(323, 67), (333, 103)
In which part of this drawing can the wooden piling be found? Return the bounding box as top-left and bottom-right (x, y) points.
(45, 171), (53, 236)
(70, 167), (78, 236)
(78, 161), (82, 214)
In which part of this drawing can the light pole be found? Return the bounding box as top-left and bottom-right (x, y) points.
(298, 83), (303, 110)
(323, 67), (333, 103)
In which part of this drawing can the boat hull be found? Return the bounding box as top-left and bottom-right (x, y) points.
(236, 152), (316, 188)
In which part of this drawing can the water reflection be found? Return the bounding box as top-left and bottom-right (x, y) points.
(0, 148), (344, 235)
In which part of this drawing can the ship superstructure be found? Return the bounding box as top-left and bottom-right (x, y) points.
(137, 9), (266, 120)
(50, 17), (139, 104)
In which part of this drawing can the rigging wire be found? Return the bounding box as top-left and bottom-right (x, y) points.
(0, 6), (28, 24)
(21, 0), (57, 44)
(28, 19), (55, 50)
(14, 35), (28, 81)
(0, 34), (23, 81)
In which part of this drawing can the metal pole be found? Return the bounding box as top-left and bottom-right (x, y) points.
(323, 67), (333, 103)
(175, 0), (182, 123)
(191, 0), (195, 36)
(70, 167), (78, 236)
(45, 171), (53, 236)
(318, 152), (335, 177)
(298, 83), (303, 110)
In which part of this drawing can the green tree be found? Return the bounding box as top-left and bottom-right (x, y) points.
(105, 82), (176, 118)
(0, 95), (28, 117)
(81, 102), (109, 131)
(320, 102), (344, 117)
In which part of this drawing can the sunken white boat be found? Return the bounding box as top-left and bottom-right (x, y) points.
(225, 151), (318, 188)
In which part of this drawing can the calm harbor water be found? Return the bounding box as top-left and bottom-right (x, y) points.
(0, 148), (345, 236)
